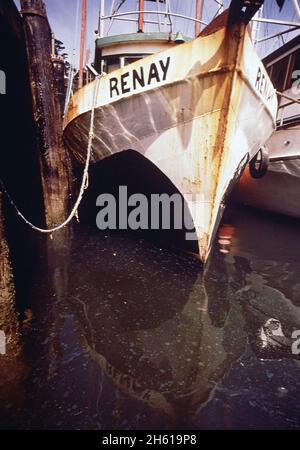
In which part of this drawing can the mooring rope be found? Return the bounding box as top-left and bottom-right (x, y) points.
(0, 75), (101, 234)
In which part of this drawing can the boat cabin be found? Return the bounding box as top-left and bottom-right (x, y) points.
(94, 31), (189, 75)
(93, 0), (205, 75)
(264, 34), (300, 128)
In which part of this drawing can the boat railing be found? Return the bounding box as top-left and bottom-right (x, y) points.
(97, 3), (300, 39)
(278, 100), (299, 110)
(99, 10), (208, 30)
(277, 90), (300, 127)
(97, 0), (211, 39)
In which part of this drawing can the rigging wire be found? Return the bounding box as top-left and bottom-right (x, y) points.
(185, 0), (193, 37)
(107, 0), (127, 35)
(0, 76), (102, 235)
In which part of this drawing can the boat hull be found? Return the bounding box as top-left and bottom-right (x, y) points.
(236, 126), (300, 219)
(64, 16), (277, 263)
(236, 158), (300, 219)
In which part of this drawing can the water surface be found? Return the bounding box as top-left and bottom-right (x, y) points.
(1, 206), (300, 430)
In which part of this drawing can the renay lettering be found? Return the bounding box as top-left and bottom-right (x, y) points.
(255, 66), (274, 102)
(109, 56), (171, 99)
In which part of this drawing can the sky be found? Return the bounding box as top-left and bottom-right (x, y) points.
(14, 0), (300, 65)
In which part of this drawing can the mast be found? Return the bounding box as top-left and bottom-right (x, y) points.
(98, 0), (105, 37)
(79, 0), (87, 88)
(195, 0), (204, 37)
(138, 0), (144, 32)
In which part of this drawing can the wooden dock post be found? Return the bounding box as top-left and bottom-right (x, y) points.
(20, 0), (73, 228)
(0, 192), (16, 334)
(0, 191), (17, 358)
(0, 193), (28, 411)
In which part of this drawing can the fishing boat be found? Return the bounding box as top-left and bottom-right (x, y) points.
(63, 0), (278, 264)
(236, 29), (300, 218)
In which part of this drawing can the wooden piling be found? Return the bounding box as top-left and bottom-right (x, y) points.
(20, 0), (73, 229)
(0, 193), (15, 311)
(0, 192), (28, 412)
(0, 193), (17, 363)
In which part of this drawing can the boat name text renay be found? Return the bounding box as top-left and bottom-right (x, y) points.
(255, 66), (274, 103)
(109, 56), (171, 99)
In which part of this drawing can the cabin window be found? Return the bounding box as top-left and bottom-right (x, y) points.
(124, 56), (144, 66)
(268, 49), (300, 92)
(102, 54), (148, 73)
(103, 56), (121, 73)
(268, 55), (290, 91)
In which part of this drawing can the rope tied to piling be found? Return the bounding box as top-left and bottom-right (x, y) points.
(0, 74), (102, 234)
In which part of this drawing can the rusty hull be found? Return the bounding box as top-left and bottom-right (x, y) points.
(63, 14), (277, 263)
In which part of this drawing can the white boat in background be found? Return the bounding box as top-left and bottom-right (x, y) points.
(236, 32), (300, 218)
(63, 0), (279, 264)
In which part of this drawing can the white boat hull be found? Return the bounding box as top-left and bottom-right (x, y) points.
(64, 13), (277, 263)
(236, 126), (300, 219)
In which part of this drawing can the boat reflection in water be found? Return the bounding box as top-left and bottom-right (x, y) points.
(1, 206), (300, 429)
(69, 212), (300, 429)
